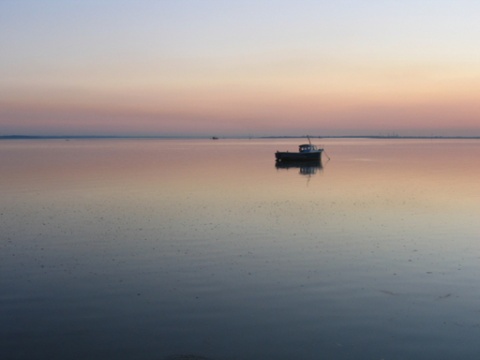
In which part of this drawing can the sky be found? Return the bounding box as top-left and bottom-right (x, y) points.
(1, 0), (480, 137)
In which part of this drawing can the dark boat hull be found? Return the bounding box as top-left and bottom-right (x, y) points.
(275, 150), (322, 162)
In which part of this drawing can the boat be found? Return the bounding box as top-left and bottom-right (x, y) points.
(275, 140), (323, 162)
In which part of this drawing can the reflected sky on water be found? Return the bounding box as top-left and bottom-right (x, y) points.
(1, 139), (480, 360)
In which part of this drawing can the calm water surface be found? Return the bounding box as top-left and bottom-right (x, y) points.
(1, 139), (480, 360)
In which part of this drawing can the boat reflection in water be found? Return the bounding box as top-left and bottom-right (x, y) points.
(275, 159), (323, 176)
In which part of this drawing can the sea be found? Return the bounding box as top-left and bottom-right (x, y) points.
(1, 138), (480, 360)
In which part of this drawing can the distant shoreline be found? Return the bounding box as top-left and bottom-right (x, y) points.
(1, 135), (480, 140)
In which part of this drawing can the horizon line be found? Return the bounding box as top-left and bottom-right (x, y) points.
(1, 134), (480, 140)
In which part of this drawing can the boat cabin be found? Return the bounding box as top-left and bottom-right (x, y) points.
(299, 144), (318, 153)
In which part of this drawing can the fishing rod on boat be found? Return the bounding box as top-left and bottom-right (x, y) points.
(307, 135), (330, 161)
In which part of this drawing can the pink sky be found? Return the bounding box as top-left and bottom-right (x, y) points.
(1, 1), (480, 137)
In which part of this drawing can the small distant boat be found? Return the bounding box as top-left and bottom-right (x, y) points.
(275, 139), (323, 162)
(211, 136), (219, 140)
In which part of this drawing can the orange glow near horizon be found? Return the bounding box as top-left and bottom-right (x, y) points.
(2, 65), (480, 136)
